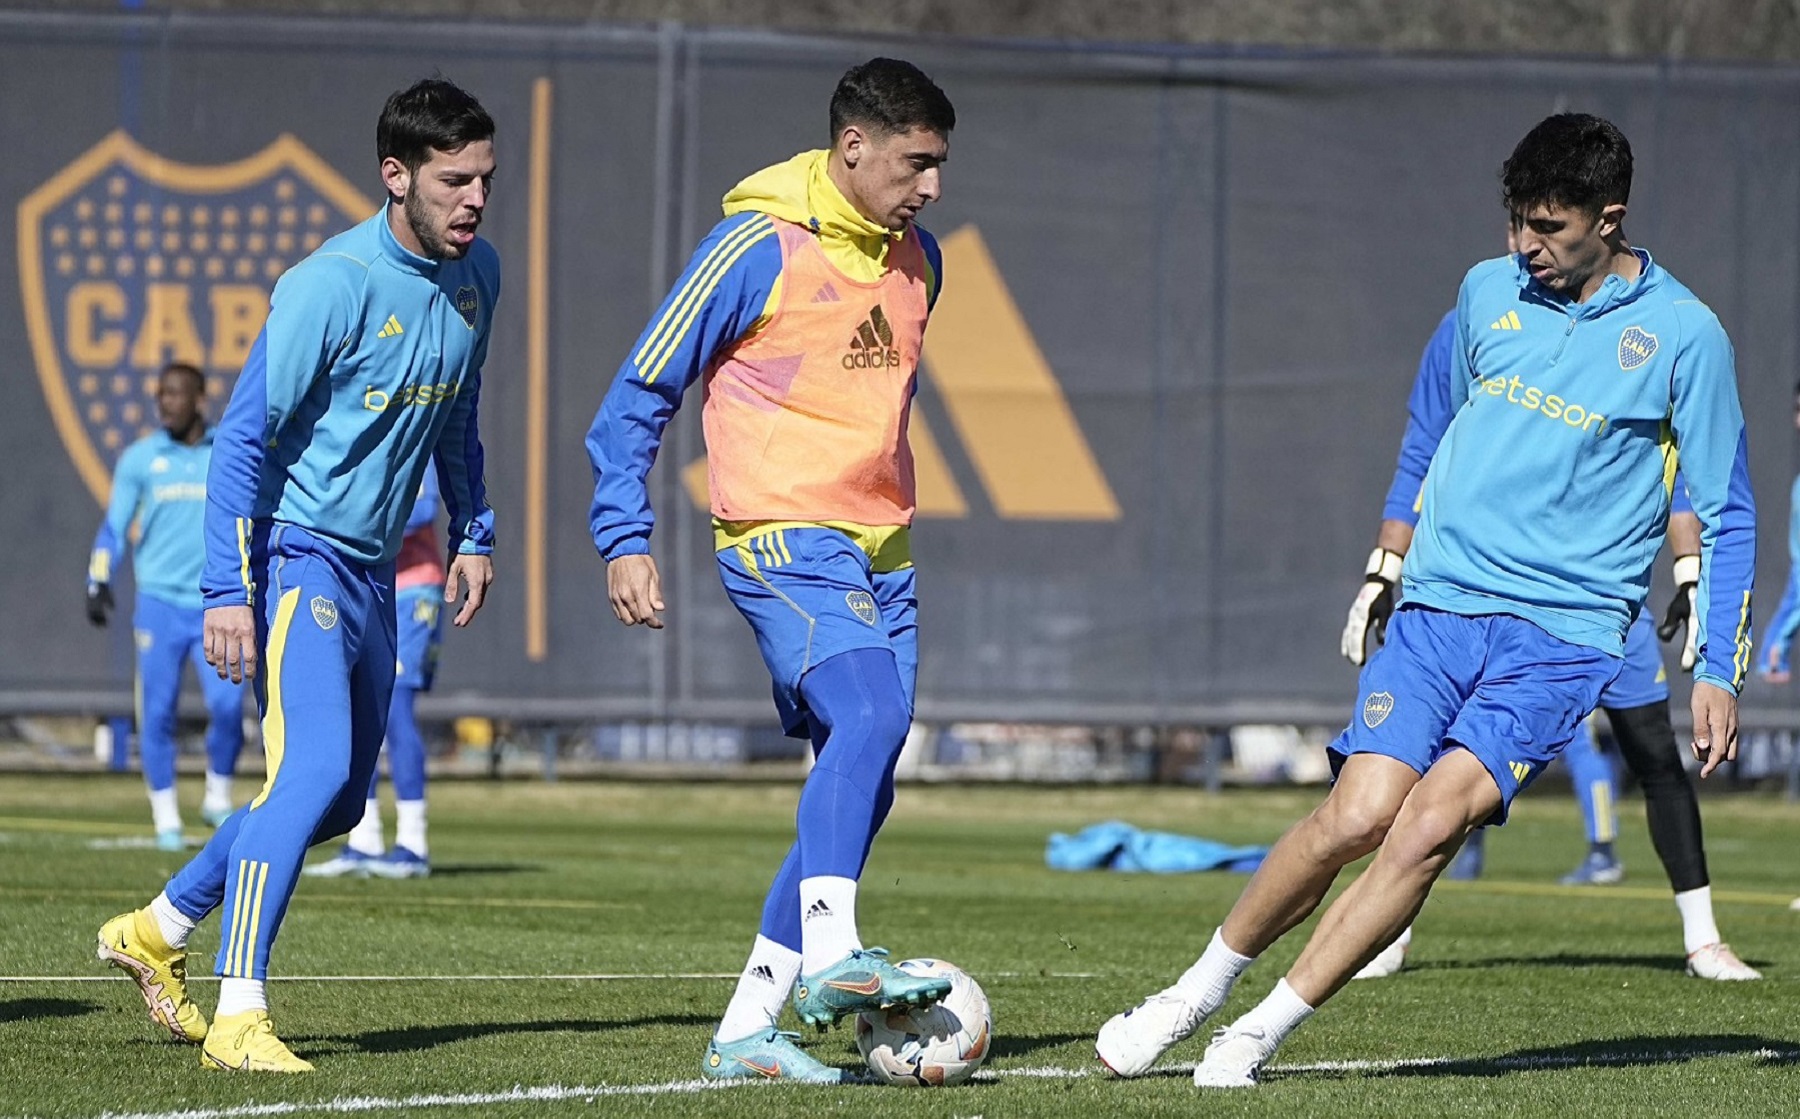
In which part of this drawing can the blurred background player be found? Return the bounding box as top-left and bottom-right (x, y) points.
(95, 78), (499, 1073)
(1757, 381), (1800, 686)
(87, 362), (245, 848)
(1340, 230), (1754, 981)
(588, 58), (956, 1084)
(307, 464), (446, 879)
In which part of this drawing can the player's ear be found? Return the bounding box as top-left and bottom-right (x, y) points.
(1596, 202), (1626, 240)
(380, 156), (412, 203)
(838, 126), (864, 169)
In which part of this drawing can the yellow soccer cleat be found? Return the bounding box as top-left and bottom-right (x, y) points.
(96, 909), (208, 1044)
(201, 1011), (314, 1072)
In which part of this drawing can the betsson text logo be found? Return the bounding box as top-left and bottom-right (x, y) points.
(843, 304), (902, 370)
(363, 381), (461, 411)
(1470, 374), (1610, 437)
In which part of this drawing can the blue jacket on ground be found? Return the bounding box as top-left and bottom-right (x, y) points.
(1405, 250), (1755, 695)
(202, 211), (498, 607)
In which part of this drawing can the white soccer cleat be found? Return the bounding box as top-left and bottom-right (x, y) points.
(1352, 934), (1410, 981)
(1095, 987), (1209, 1078)
(1192, 1025), (1268, 1089)
(1686, 942), (1761, 981)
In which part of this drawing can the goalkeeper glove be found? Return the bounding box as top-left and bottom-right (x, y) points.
(1655, 554), (1700, 672)
(86, 582), (114, 628)
(1340, 548), (1403, 666)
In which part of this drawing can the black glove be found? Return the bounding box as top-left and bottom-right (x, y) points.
(86, 583), (113, 628)
(1654, 555), (1700, 672)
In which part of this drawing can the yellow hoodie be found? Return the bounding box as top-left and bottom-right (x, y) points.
(721, 149), (935, 331)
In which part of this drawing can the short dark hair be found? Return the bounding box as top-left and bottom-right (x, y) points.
(829, 58), (955, 143)
(161, 362), (204, 393)
(1501, 113), (1632, 217)
(377, 78), (495, 175)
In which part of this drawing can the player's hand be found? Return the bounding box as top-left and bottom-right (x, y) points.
(1340, 548), (1402, 666)
(1656, 555), (1699, 671)
(444, 553), (494, 628)
(607, 553), (665, 629)
(85, 583), (113, 628)
(204, 604), (258, 684)
(1690, 680), (1738, 780)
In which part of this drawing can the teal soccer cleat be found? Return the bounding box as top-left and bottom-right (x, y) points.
(792, 948), (952, 1030)
(702, 1028), (859, 1084)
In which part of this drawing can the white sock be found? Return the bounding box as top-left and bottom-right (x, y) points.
(1173, 927), (1256, 1014)
(395, 799), (428, 857)
(148, 787), (181, 834)
(1392, 924), (1414, 950)
(149, 891), (196, 950)
(716, 935), (803, 1042)
(798, 876), (862, 974)
(1230, 978), (1315, 1055)
(215, 978), (267, 1018)
(202, 771), (234, 813)
(346, 798), (384, 856)
(1674, 886), (1722, 954)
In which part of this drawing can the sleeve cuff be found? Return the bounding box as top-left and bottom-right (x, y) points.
(1692, 672), (1740, 697)
(602, 536), (651, 561)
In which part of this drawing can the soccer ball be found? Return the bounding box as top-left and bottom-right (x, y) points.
(854, 958), (992, 1086)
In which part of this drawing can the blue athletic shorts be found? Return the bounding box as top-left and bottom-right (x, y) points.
(716, 527), (918, 737)
(394, 585), (445, 691)
(1596, 610), (1668, 710)
(1330, 604), (1622, 822)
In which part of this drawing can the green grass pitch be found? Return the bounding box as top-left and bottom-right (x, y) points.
(1, 772), (1798, 1117)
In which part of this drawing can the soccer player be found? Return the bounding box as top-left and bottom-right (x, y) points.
(1340, 259), (1754, 981)
(1757, 383), (1800, 685)
(305, 465), (446, 879)
(587, 58), (955, 1084)
(87, 362), (245, 847)
(95, 78), (499, 1072)
(1096, 113), (1755, 1088)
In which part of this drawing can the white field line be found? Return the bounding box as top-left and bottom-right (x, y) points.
(31, 1045), (1799, 1119)
(0, 971), (1099, 983)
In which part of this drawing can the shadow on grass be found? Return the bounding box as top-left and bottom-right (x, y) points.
(1268, 1034), (1800, 1082)
(990, 1032), (1098, 1061)
(0, 998), (101, 1023)
(305, 1012), (716, 1054)
(409, 863), (540, 878)
(1408, 952), (1733, 976)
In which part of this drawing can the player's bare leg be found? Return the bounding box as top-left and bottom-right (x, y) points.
(1097, 754), (1417, 1077)
(1195, 749), (1500, 1088)
(1220, 754), (1421, 955)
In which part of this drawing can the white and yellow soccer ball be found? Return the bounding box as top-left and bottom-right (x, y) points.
(854, 958), (993, 1086)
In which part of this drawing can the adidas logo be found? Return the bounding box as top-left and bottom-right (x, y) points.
(811, 281), (841, 303)
(1509, 760), (1532, 782)
(377, 314), (405, 339)
(804, 899), (833, 921)
(750, 964), (775, 984)
(1489, 310), (1523, 331)
(842, 305), (901, 370)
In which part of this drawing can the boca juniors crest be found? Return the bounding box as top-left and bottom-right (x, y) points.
(18, 130), (375, 504)
(1618, 325), (1658, 371)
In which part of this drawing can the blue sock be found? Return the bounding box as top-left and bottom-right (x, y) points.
(794, 648), (911, 881)
(1563, 729), (1618, 847)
